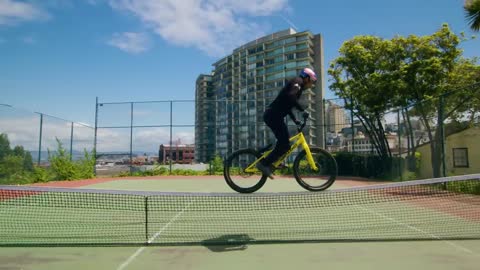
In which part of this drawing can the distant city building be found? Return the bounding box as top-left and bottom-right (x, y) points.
(196, 28), (325, 158)
(326, 101), (347, 133)
(159, 143), (195, 164)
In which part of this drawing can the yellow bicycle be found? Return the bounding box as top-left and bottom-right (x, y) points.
(224, 114), (338, 193)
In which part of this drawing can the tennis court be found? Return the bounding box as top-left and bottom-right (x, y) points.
(1, 175), (479, 269)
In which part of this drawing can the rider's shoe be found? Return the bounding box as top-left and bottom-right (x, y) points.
(256, 162), (274, 179)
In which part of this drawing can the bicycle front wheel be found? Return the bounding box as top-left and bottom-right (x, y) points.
(224, 149), (267, 193)
(293, 148), (337, 191)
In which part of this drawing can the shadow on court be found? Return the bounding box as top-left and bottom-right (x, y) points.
(201, 234), (254, 252)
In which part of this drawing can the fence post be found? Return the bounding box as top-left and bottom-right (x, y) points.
(350, 103), (355, 154)
(130, 102), (134, 175)
(37, 113), (43, 166)
(169, 101), (173, 173)
(94, 97), (99, 176)
(349, 100), (355, 176)
(70, 122), (74, 161)
(323, 99), (327, 149)
(439, 95), (446, 178)
(397, 108), (402, 181)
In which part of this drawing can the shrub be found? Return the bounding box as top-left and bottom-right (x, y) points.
(209, 155), (224, 174)
(445, 181), (480, 195)
(333, 152), (417, 181)
(32, 166), (54, 183)
(48, 139), (95, 181)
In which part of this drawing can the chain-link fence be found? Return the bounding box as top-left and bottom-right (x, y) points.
(0, 104), (94, 184)
(4, 84), (476, 182)
(94, 96), (326, 176)
(94, 99), (200, 176)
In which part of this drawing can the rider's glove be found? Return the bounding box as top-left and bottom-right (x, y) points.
(302, 112), (310, 119)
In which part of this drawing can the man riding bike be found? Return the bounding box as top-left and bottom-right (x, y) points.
(256, 67), (317, 179)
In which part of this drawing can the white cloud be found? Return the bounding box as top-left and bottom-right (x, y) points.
(0, 115), (94, 151)
(107, 32), (152, 54)
(108, 0), (289, 56)
(0, 0), (48, 25)
(97, 127), (194, 153)
(0, 115), (194, 153)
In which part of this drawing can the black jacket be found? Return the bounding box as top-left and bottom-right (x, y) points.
(266, 77), (305, 121)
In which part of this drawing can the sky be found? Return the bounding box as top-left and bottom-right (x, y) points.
(1, 0), (479, 153)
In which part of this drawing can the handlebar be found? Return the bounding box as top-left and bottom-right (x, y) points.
(297, 112), (309, 132)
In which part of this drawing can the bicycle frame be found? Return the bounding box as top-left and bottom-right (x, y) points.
(244, 131), (319, 173)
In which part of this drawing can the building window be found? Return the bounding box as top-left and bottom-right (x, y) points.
(296, 51), (308, 59)
(452, 148), (469, 168)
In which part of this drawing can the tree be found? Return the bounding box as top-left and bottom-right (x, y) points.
(394, 24), (464, 177)
(209, 155), (224, 174)
(48, 139), (77, 180)
(329, 35), (408, 159)
(443, 58), (480, 126)
(12, 145), (34, 172)
(48, 138), (95, 180)
(0, 134), (34, 178)
(0, 133), (11, 161)
(0, 155), (24, 177)
(329, 24), (478, 177)
(465, 0), (480, 32)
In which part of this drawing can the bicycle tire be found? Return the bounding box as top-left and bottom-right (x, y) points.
(293, 147), (337, 191)
(224, 148), (268, 193)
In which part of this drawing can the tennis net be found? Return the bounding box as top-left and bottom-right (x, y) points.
(0, 174), (479, 246)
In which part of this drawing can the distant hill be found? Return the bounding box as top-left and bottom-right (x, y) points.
(29, 150), (159, 162)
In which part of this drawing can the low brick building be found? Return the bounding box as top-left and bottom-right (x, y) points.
(158, 144), (195, 164)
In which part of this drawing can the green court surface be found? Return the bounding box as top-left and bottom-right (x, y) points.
(85, 175), (323, 192)
(1, 176), (479, 269)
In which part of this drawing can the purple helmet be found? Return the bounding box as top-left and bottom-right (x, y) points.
(299, 67), (317, 82)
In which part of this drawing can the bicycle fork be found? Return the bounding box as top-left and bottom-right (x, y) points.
(295, 133), (319, 171)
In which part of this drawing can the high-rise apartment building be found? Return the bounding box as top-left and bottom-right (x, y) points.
(196, 28), (325, 159)
(194, 74), (215, 163)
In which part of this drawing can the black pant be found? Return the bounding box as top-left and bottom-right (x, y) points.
(262, 108), (290, 166)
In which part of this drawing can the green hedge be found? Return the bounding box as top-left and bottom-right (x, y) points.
(333, 152), (417, 181)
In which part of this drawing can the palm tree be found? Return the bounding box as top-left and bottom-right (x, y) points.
(465, 0), (480, 31)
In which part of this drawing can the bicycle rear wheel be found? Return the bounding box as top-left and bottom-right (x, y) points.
(293, 148), (337, 191)
(224, 149), (267, 193)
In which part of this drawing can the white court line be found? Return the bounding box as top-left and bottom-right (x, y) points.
(116, 200), (194, 270)
(354, 204), (476, 255)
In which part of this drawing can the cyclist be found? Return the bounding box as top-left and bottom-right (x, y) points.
(256, 67), (317, 179)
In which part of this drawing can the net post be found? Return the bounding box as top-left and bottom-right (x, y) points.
(145, 196), (149, 245)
